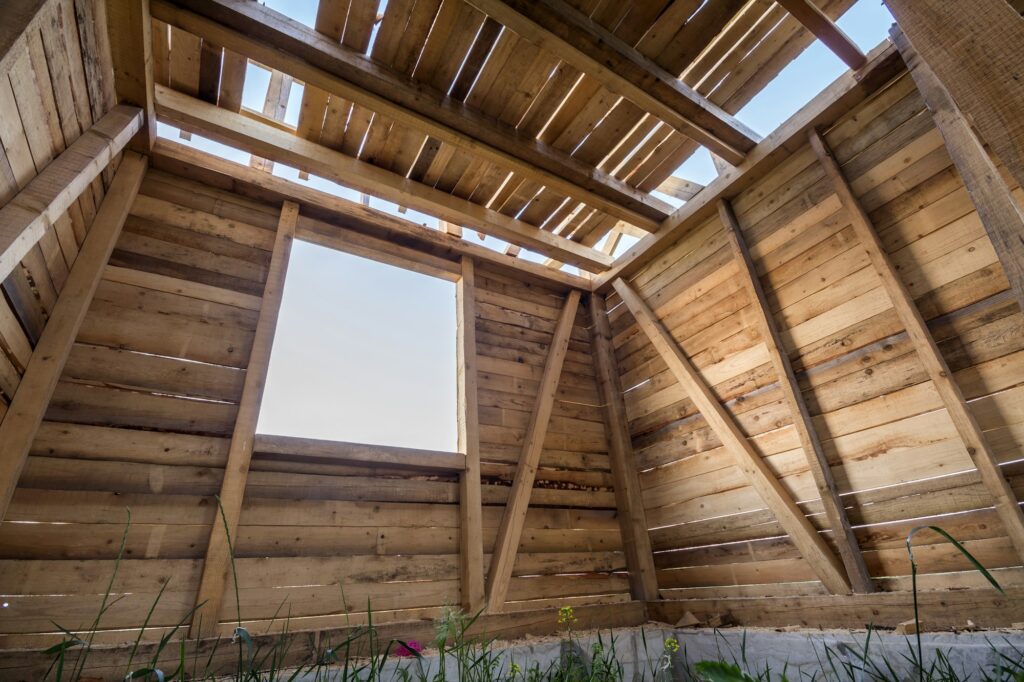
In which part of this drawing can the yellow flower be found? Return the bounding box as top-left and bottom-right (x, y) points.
(511, 663), (522, 676)
(664, 637), (680, 653)
(557, 606), (577, 627)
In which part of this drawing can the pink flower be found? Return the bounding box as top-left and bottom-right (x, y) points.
(395, 640), (423, 657)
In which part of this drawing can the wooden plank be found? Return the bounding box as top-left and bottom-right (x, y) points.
(149, 0), (672, 232)
(883, 0), (1024, 192)
(189, 200), (297, 636)
(809, 128), (1024, 568)
(776, 0), (866, 69)
(485, 289), (582, 611)
(106, 0), (156, 149)
(458, 256), (485, 612)
(612, 278), (851, 595)
(594, 42), (904, 292)
(154, 85), (613, 274)
(463, 0), (759, 165)
(717, 198), (873, 593)
(892, 29), (1024, 315)
(588, 293), (659, 601)
(253, 434), (466, 473)
(0, 106), (143, 283)
(0, 153), (147, 521)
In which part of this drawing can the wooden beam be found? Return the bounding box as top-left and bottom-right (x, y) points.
(891, 28), (1024, 315)
(149, 0), (671, 232)
(594, 41), (903, 292)
(776, 0), (866, 70)
(882, 0), (1024, 193)
(588, 293), (659, 601)
(808, 128), (1024, 566)
(154, 85), (612, 274)
(253, 435), (466, 473)
(485, 289), (582, 611)
(0, 152), (147, 521)
(464, 0), (760, 165)
(0, 106), (142, 283)
(656, 177), (704, 202)
(458, 256), (485, 613)
(611, 278), (851, 595)
(717, 198), (873, 594)
(106, 0), (156, 150)
(190, 200), (298, 636)
(151, 138), (593, 291)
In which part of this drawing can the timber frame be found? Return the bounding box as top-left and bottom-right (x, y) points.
(2, 0), (1024, 676)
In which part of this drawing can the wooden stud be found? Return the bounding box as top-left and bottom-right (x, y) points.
(0, 152), (147, 521)
(106, 0), (156, 150)
(892, 28), (1024, 315)
(148, 0), (671, 232)
(612, 278), (851, 595)
(190, 200), (299, 636)
(457, 256), (485, 613)
(154, 85), (613, 273)
(776, 0), (866, 70)
(808, 128), (1024, 566)
(882, 0), (1024, 193)
(0, 106), (143, 284)
(485, 289), (582, 611)
(718, 198), (873, 594)
(588, 293), (659, 601)
(463, 0), (760, 165)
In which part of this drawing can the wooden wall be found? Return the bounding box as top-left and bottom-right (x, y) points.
(0, 169), (274, 647)
(605, 67), (1024, 605)
(474, 266), (629, 611)
(0, 168), (636, 647)
(0, 0), (118, 422)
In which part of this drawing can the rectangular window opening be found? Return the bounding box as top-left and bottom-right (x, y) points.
(258, 241), (458, 451)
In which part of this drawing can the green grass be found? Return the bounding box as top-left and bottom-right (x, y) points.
(40, 512), (1024, 681)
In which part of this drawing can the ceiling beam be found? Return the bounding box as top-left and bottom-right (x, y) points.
(776, 0), (866, 70)
(149, 0), (670, 232)
(464, 0), (761, 165)
(150, 138), (594, 291)
(155, 85), (612, 273)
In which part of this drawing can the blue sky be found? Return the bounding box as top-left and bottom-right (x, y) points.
(163, 0), (895, 451)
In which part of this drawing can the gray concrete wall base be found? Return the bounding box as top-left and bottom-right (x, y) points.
(292, 626), (1024, 680)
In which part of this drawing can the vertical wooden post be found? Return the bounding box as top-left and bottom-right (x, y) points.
(612, 278), (851, 595)
(809, 129), (1024, 564)
(891, 27), (1024, 314)
(588, 293), (660, 601)
(486, 289), (582, 611)
(457, 256), (484, 613)
(190, 200), (299, 636)
(0, 152), (147, 521)
(107, 0), (156, 150)
(882, 0), (1024, 192)
(718, 199), (873, 593)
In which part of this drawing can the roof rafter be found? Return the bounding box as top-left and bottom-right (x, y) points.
(776, 0), (866, 70)
(464, 0), (761, 165)
(149, 0), (670, 233)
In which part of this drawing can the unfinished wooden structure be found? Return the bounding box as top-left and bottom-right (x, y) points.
(1, 0), (1023, 676)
